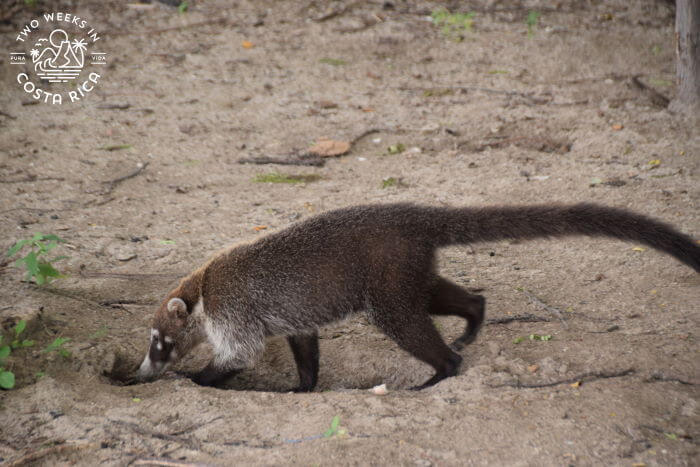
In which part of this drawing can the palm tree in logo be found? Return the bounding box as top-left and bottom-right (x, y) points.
(71, 38), (87, 67)
(30, 49), (40, 60)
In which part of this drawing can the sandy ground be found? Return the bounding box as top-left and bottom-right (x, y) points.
(0, 0), (698, 465)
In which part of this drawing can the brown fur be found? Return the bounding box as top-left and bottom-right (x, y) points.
(140, 203), (699, 390)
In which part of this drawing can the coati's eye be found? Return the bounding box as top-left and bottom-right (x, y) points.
(148, 329), (175, 363)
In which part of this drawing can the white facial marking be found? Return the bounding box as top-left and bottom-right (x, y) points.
(192, 296), (204, 316)
(156, 342), (163, 351)
(164, 336), (173, 344)
(151, 328), (159, 338)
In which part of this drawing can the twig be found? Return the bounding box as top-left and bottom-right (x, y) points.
(97, 103), (131, 110)
(312, 1), (362, 22)
(0, 109), (16, 119)
(644, 372), (696, 386)
(238, 154), (325, 167)
(79, 270), (181, 280)
(0, 175), (65, 183)
(100, 162), (149, 195)
(521, 290), (568, 329)
(486, 313), (551, 325)
(107, 17), (230, 36)
(6, 441), (94, 467)
(133, 458), (213, 467)
(168, 416), (224, 436)
(401, 85), (551, 105)
(630, 75), (670, 108)
(489, 368), (635, 389)
(109, 419), (200, 450)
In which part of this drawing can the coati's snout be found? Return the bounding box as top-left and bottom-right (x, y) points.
(137, 297), (202, 381)
(137, 327), (178, 380)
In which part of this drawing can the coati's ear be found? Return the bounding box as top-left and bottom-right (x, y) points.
(167, 297), (188, 319)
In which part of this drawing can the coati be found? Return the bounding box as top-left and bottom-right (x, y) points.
(137, 203), (699, 390)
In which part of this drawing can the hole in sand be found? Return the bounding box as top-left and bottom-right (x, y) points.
(103, 350), (140, 386)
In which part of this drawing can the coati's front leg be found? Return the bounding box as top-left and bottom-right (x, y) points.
(428, 277), (485, 350)
(287, 332), (319, 392)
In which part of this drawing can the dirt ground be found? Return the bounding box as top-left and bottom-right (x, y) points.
(0, 0), (698, 465)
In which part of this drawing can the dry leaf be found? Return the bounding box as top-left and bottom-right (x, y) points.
(242, 40), (254, 49)
(611, 124), (623, 131)
(527, 364), (539, 373)
(632, 247), (646, 252)
(253, 225), (267, 231)
(316, 100), (337, 109)
(570, 381), (581, 388)
(308, 138), (351, 157)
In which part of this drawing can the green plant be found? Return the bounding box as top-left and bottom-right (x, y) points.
(431, 8), (475, 40)
(43, 337), (71, 358)
(319, 57), (347, 66)
(178, 1), (188, 14)
(253, 173), (322, 184)
(526, 10), (540, 37)
(324, 415), (346, 438)
(0, 320), (34, 390)
(7, 233), (67, 285)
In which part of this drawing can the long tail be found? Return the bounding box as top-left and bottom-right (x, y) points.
(432, 203), (700, 272)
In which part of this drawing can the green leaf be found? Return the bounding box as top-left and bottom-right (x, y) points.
(38, 262), (62, 278)
(324, 415), (340, 437)
(0, 370), (15, 389)
(13, 320), (26, 337)
(21, 339), (35, 347)
(44, 337), (70, 353)
(40, 234), (64, 243)
(0, 345), (10, 360)
(7, 239), (30, 257)
(513, 336), (525, 344)
(177, 1), (188, 14)
(22, 251), (39, 276)
(319, 57), (347, 66)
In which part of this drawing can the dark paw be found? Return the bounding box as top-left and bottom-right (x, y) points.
(292, 385), (315, 393)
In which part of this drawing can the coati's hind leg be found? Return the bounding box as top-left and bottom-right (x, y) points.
(287, 332), (319, 392)
(429, 277), (485, 350)
(368, 302), (462, 390)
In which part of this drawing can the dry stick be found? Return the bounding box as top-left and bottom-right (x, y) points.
(0, 176), (65, 184)
(79, 271), (182, 280)
(133, 459), (214, 467)
(401, 85), (550, 105)
(237, 154), (325, 167)
(521, 290), (568, 329)
(238, 128), (389, 167)
(109, 419), (200, 451)
(489, 368), (636, 389)
(644, 372), (696, 386)
(103, 162), (149, 190)
(6, 442), (95, 467)
(485, 313), (551, 325)
(630, 75), (670, 108)
(312, 0), (363, 22)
